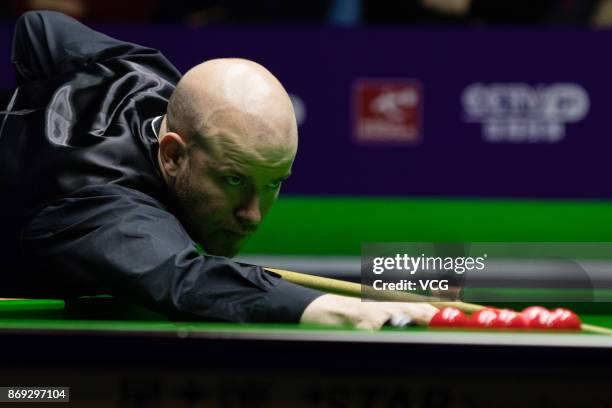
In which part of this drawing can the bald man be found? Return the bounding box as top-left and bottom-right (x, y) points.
(0, 11), (436, 328)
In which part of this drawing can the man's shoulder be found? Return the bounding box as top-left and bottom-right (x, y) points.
(14, 10), (181, 86)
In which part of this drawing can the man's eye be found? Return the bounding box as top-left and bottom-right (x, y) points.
(266, 180), (282, 189)
(225, 176), (244, 187)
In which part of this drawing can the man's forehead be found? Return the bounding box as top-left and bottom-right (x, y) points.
(203, 106), (294, 147)
(195, 124), (296, 167)
(211, 148), (294, 175)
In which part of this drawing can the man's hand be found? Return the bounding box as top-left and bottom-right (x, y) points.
(300, 294), (438, 330)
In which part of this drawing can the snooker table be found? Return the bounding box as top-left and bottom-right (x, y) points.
(0, 296), (611, 407)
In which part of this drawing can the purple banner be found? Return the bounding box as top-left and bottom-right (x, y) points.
(2, 24), (612, 199)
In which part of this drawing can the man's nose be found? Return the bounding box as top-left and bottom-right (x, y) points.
(236, 194), (262, 227)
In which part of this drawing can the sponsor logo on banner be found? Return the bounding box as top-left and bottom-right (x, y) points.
(461, 83), (590, 143)
(353, 79), (422, 144)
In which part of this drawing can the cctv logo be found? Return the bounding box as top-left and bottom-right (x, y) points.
(461, 83), (590, 143)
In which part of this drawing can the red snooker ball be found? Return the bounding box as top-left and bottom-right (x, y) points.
(522, 306), (550, 328)
(522, 306), (548, 321)
(547, 308), (582, 330)
(470, 308), (502, 328)
(497, 309), (528, 328)
(429, 307), (469, 327)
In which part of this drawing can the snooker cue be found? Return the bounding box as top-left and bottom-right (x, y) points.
(265, 268), (612, 335)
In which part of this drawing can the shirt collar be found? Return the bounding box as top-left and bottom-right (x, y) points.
(151, 115), (163, 139)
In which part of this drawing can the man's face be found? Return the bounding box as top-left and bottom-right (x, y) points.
(173, 139), (294, 257)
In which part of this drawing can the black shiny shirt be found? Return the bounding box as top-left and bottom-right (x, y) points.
(0, 11), (321, 322)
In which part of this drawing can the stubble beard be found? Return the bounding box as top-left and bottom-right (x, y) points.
(172, 172), (241, 258)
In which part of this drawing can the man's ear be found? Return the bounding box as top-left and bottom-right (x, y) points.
(158, 132), (188, 179)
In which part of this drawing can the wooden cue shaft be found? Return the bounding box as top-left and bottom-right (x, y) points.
(265, 268), (485, 313)
(580, 323), (612, 335)
(266, 267), (612, 335)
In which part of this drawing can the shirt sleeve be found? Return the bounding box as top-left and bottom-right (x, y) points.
(11, 10), (179, 85)
(20, 184), (323, 323)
